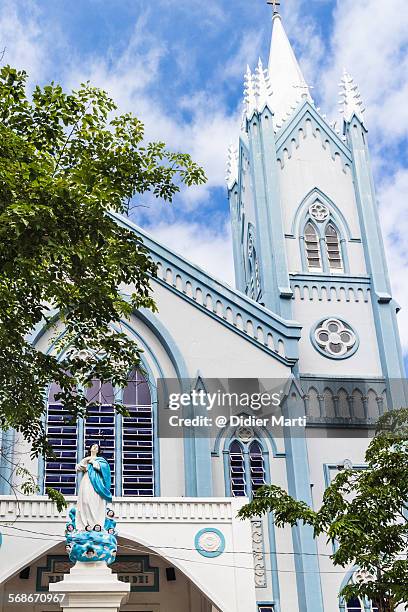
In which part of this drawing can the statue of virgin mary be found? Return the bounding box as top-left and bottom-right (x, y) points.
(75, 442), (112, 531)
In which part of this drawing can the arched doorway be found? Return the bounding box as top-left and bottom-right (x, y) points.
(0, 537), (221, 612)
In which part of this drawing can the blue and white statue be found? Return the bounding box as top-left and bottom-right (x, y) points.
(65, 442), (117, 565)
(75, 442), (112, 531)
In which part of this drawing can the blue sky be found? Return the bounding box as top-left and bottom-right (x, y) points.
(1, 0), (407, 370)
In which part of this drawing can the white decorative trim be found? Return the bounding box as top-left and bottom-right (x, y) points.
(251, 519), (267, 588)
(226, 144), (239, 190)
(244, 65), (258, 118)
(243, 59), (273, 120)
(339, 70), (365, 123)
(0, 497), (234, 523)
(255, 58), (273, 113)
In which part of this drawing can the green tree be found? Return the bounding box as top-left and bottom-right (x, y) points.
(0, 66), (206, 507)
(238, 409), (408, 612)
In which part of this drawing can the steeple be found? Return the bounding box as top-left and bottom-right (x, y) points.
(268, 12), (311, 126)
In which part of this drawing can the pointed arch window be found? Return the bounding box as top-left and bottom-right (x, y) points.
(325, 223), (343, 270)
(229, 441), (247, 496)
(299, 197), (350, 274)
(44, 368), (154, 496)
(228, 437), (267, 497)
(304, 222), (322, 271)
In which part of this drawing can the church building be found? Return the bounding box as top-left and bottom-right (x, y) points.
(0, 4), (405, 612)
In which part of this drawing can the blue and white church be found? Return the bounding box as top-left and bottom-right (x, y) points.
(0, 6), (405, 612)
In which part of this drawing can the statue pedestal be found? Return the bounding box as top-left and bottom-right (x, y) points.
(50, 562), (130, 612)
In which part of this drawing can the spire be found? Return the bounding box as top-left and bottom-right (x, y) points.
(268, 12), (312, 126)
(339, 69), (365, 123)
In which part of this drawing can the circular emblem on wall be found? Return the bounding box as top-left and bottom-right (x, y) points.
(194, 528), (225, 558)
(353, 569), (375, 584)
(237, 426), (254, 443)
(309, 201), (329, 222)
(67, 347), (94, 361)
(342, 459), (353, 470)
(311, 318), (359, 359)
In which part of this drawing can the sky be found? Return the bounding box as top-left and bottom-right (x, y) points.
(1, 0), (407, 369)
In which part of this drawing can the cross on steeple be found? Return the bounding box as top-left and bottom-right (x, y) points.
(267, 0), (281, 14)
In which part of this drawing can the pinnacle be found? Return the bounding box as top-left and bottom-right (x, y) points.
(339, 69), (365, 123)
(226, 144), (239, 190)
(243, 59), (274, 120)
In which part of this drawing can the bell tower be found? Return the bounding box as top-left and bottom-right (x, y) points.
(227, 5), (405, 383)
(226, 8), (406, 610)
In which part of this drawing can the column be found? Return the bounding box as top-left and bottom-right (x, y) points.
(49, 562), (130, 612)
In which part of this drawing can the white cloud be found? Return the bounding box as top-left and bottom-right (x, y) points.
(64, 14), (241, 209)
(378, 170), (408, 352)
(147, 220), (235, 286)
(0, 0), (54, 81)
(220, 29), (264, 82)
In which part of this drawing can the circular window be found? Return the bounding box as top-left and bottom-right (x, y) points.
(309, 201), (329, 222)
(311, 318), (359, 359)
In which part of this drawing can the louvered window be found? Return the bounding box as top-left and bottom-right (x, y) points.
(45, 370), (154, 496)
(122, 369), (154, 496)
(346, 599), (379, 612)
(325, 223), (343, 270)
(249, 441), (266, 494)
(346, 598), (362, 611)
(44, 383), (78, 495)
(229, 441), (246, 496)
(304, 222), (322, 270)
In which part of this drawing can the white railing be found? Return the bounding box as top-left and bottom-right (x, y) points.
(0, 496), (236, 523)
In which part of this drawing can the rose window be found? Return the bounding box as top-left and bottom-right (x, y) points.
(309, 201), (329, 222)
(313, 318), (358, 358)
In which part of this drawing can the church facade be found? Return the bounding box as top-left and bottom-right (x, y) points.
(0, 8), (405, 612)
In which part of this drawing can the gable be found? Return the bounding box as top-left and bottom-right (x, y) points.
(112, 213), (301, 368)
(275, 100), (353, 173)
